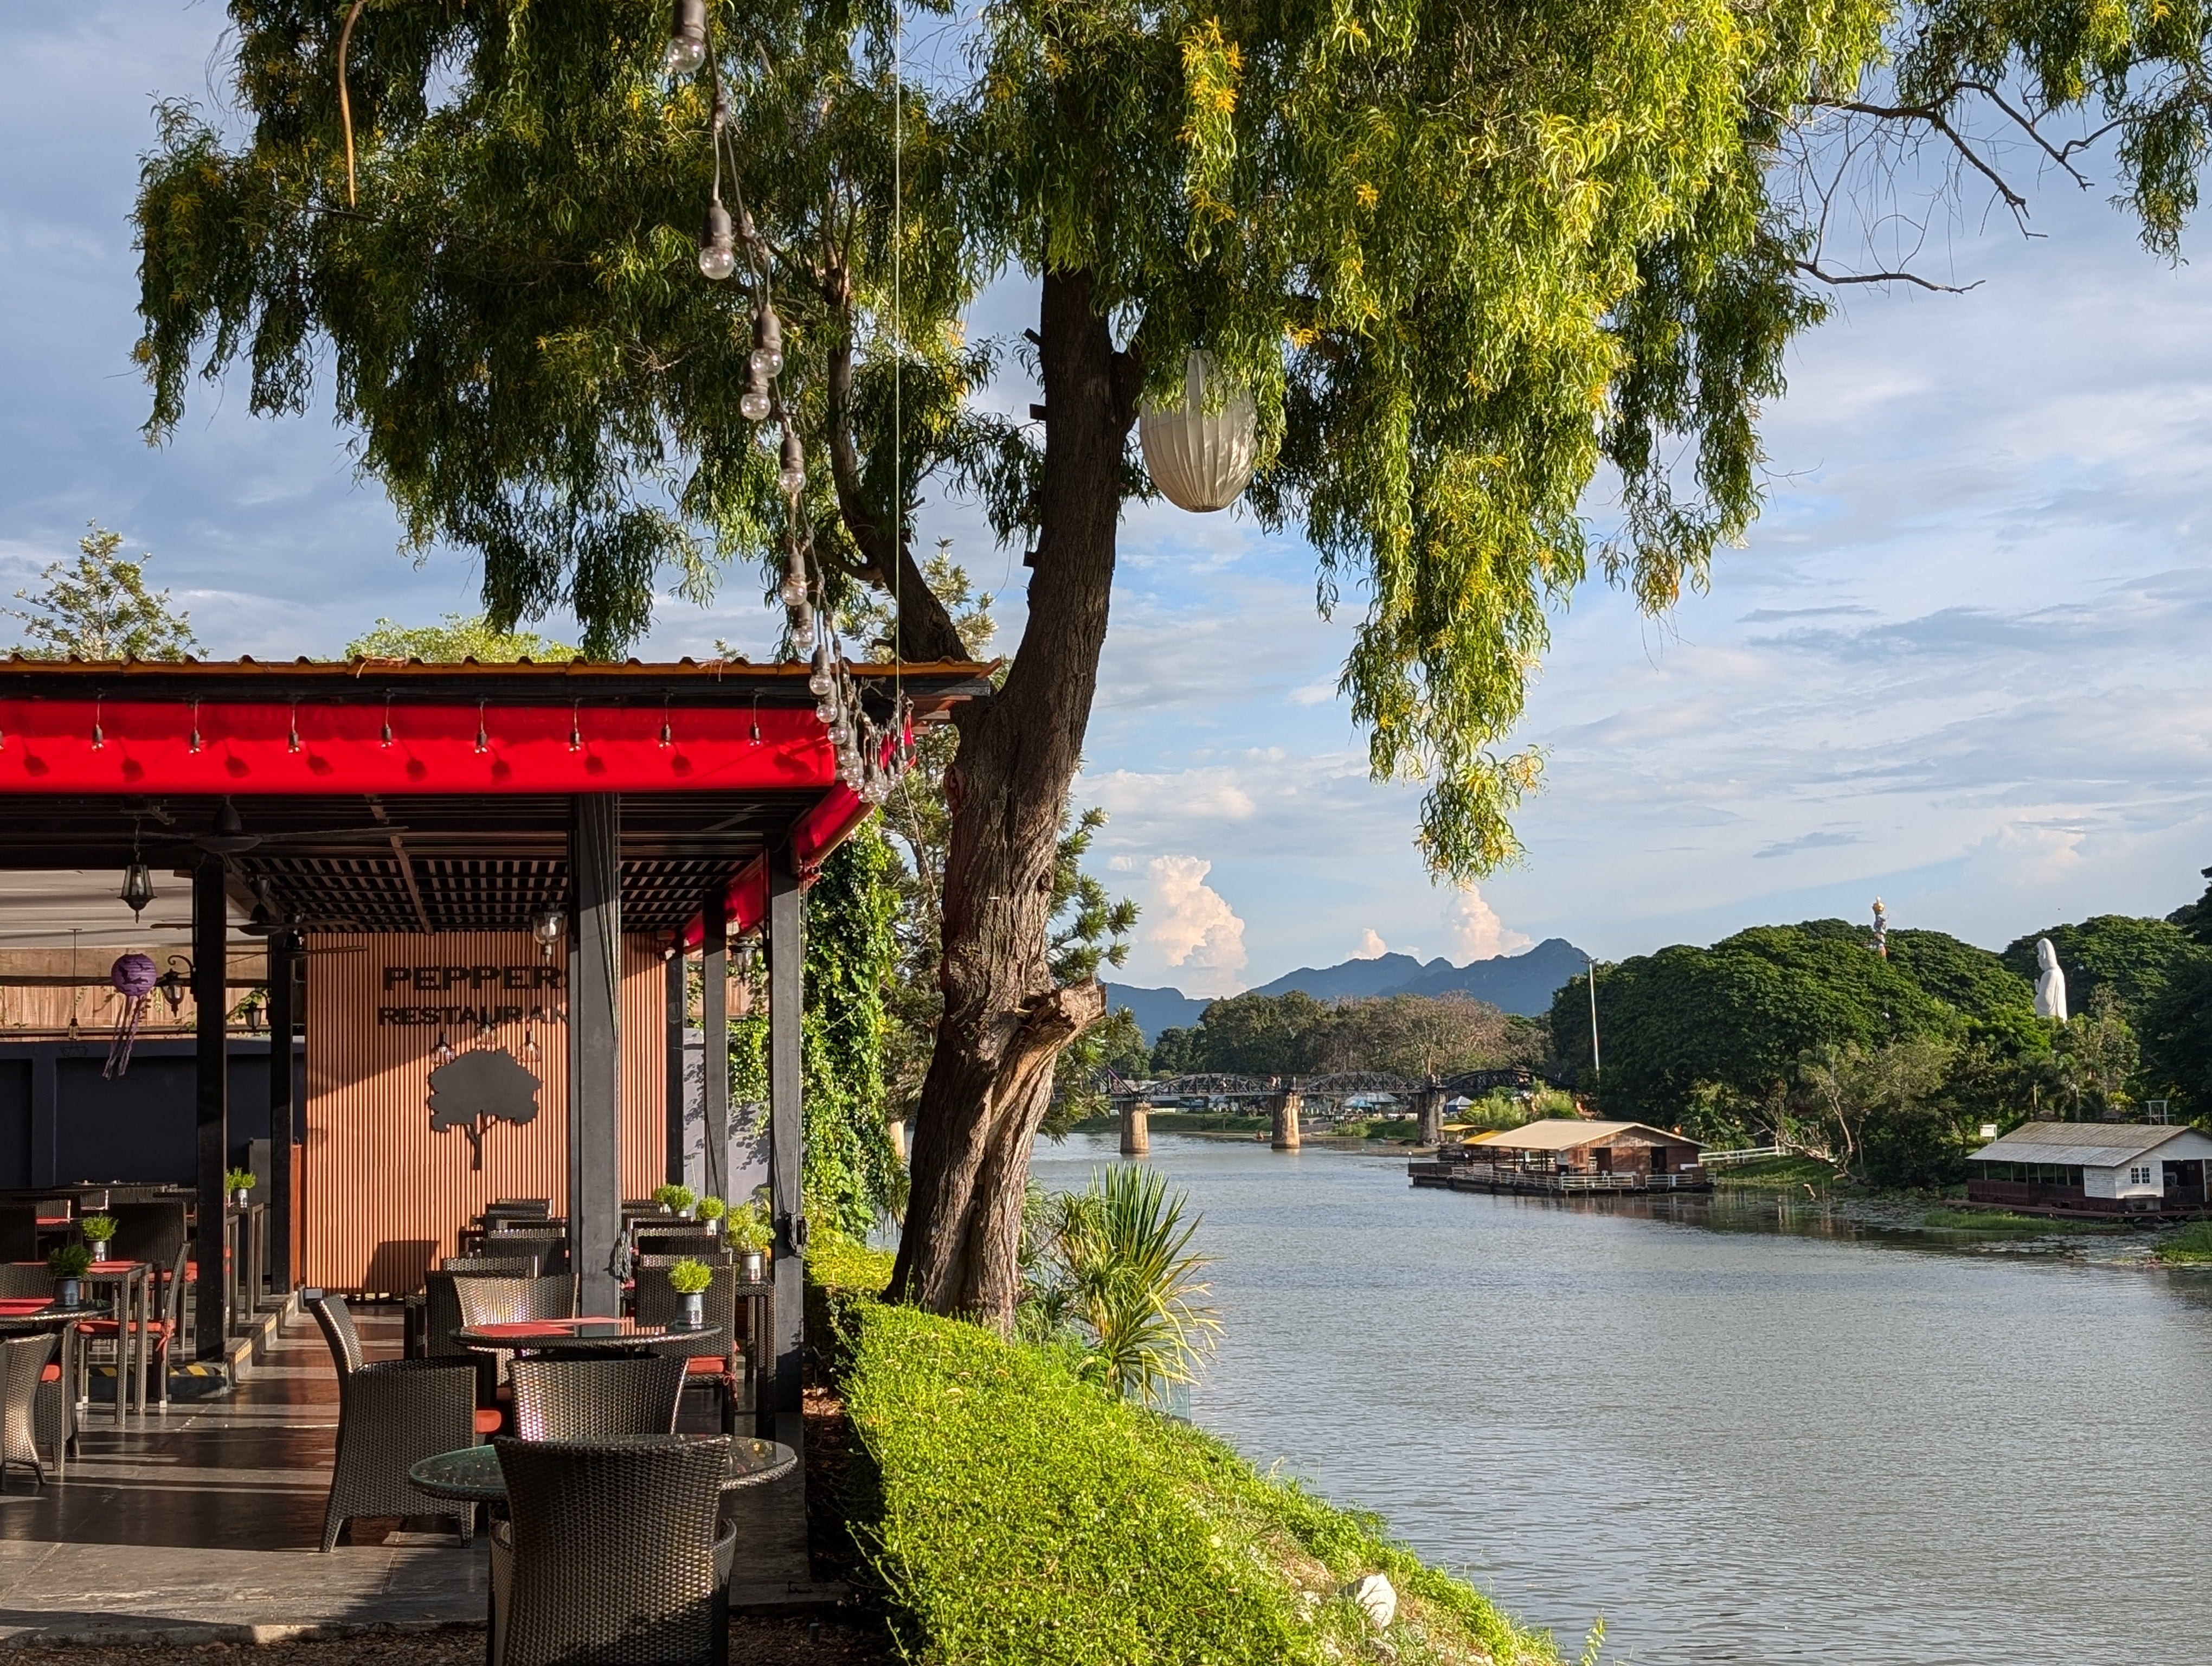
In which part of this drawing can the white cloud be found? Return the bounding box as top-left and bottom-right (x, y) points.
(1352, 928), (1388, 959)
(1443, 886), (1531, 962)
(1141, 856), (1248, 996)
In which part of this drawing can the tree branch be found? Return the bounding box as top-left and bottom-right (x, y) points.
(1791, 257), (1983, 293)
(1816, 96), (2031, 229)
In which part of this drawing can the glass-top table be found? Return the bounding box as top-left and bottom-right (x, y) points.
(452, 1317), (723, 1358)
(408, 1435), (797, 1504)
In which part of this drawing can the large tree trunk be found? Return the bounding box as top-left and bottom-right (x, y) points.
(888, 268), (1138, 1324)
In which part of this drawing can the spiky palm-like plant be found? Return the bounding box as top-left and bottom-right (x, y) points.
(1038, 1167), (1221, 1408)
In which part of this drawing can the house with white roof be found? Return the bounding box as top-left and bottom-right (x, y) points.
(1965, 1120), (2212, 1217)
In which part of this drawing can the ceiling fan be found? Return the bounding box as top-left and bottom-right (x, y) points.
(138, 798), (409, 856)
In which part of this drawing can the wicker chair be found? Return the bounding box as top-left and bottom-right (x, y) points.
(483, 1229), (567, 1277)
(454, 1274), (574, 1400)
(509, 1355), (685, 1441)
(0, 1265), (51, 1300)
(110, 1201), (189, 1271)
(488, 1437), (736, 1666)
(634, 1259), (745, 1434)
(0, 1332), (55, 1491)
(443, 1255), (538, 1276)
(306, 1290), (484, 1553)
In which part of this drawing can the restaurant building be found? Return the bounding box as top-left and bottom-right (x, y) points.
(1965, 1120), (2212, 1217)
(0, 653), (986, 1409)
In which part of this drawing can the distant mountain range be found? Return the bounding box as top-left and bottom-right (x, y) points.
(1103, 936), (1589, 1042)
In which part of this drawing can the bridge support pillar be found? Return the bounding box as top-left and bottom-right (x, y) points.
(1120, 1099), (1150, 1157)
(1415, 1081), (1445, 1147)
(1270, 1087), (1303, 1151)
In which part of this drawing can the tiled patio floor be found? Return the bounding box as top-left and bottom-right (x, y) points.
(0, 1308), (819, 1644)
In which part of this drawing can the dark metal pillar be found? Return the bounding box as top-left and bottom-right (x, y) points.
(767, 848), (804, 1414)
(192, 856), (228, 1359)
(567, 795), (622, 1317)
(266, 929), (298, 1295)
(664, 946), (687, 1189)
(700, 886), (731, 1208)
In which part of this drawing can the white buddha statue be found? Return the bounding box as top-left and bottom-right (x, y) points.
(2033, 937), (2068, 1023)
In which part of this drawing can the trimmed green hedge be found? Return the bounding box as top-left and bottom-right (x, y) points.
(813, 1241), (1559, 1665)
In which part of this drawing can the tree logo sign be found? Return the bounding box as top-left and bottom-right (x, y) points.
(427, 1047), (540, 1170)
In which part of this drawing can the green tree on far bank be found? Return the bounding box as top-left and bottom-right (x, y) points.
(1143, 989), (1544, 1081)
(4, 523), (201, 662)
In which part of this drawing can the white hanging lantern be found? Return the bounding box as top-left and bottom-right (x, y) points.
(1138, 352), (1257, 513)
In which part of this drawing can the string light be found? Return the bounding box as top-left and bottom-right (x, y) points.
(659, 695), (673, 749)
(661, 0), (707, 74)
(287, 700), (301, 754)
(699, 200), (736, 281)
(672, 24), (919, 813)
(432, 1031), (456, 1066)
(475, 700), (489, 754)
(91, 696), (104, 751)
(569, 700), (583, 753)
(380, 694), (393, 748)
(189, 699), (201, 754)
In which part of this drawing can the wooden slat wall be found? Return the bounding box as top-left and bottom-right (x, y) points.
(303, 931), (667, 1293)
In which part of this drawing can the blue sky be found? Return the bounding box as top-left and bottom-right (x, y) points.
(6, 6), (2211, 996)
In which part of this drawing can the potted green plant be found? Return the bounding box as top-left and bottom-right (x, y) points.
(79, 1215), (118, 1261)
(47, 1242), (91, 1309)
(666, 1256), (713, 1330)
(224, 1168), (256, 1209)
(650, 1182), (689, 1215)
(697, 1195), (726, 1236)
(725, 1202), (771, 1284)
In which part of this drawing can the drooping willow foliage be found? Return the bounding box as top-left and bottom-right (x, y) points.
(137, 1), (2212, 878)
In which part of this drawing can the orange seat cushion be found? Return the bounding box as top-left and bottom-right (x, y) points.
(684, 1356), (731, 1377)
(75, 1319), (173, 1337)
(474, 1408), (504, 1436)
(38, 1363), (59, 1383)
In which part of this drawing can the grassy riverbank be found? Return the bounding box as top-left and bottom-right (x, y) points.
(808, 1237), (1567, 1666)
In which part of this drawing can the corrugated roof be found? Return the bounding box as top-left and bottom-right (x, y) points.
(1968, 1122), (2212, 1169)
(1466, 1119), (1699, 1152)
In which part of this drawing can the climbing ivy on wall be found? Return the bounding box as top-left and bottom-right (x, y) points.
(730, 825), (902, 1238)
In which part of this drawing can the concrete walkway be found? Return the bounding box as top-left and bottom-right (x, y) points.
(0, 1308), (819, 1645)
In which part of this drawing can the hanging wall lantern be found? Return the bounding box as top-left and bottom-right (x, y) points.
(532, 905), (564, 962)
(120, 860), (153, 920)
(1137, 351), (1258, 513)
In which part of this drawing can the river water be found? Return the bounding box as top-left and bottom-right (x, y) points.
(1028, 1131), (2212, 1666)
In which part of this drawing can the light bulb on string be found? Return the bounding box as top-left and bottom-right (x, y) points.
(740, 378), (771, 423)
(751, 307), (785, 376)
(432, 1031), (455, 1067)
(698, 199), (736, 280)
(790, 614), (815, 655)
(777, 566), (808, 608)
(807, 651), (833, 697)
(778, 429), (806, 497)
(662, 0), (708, 73)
